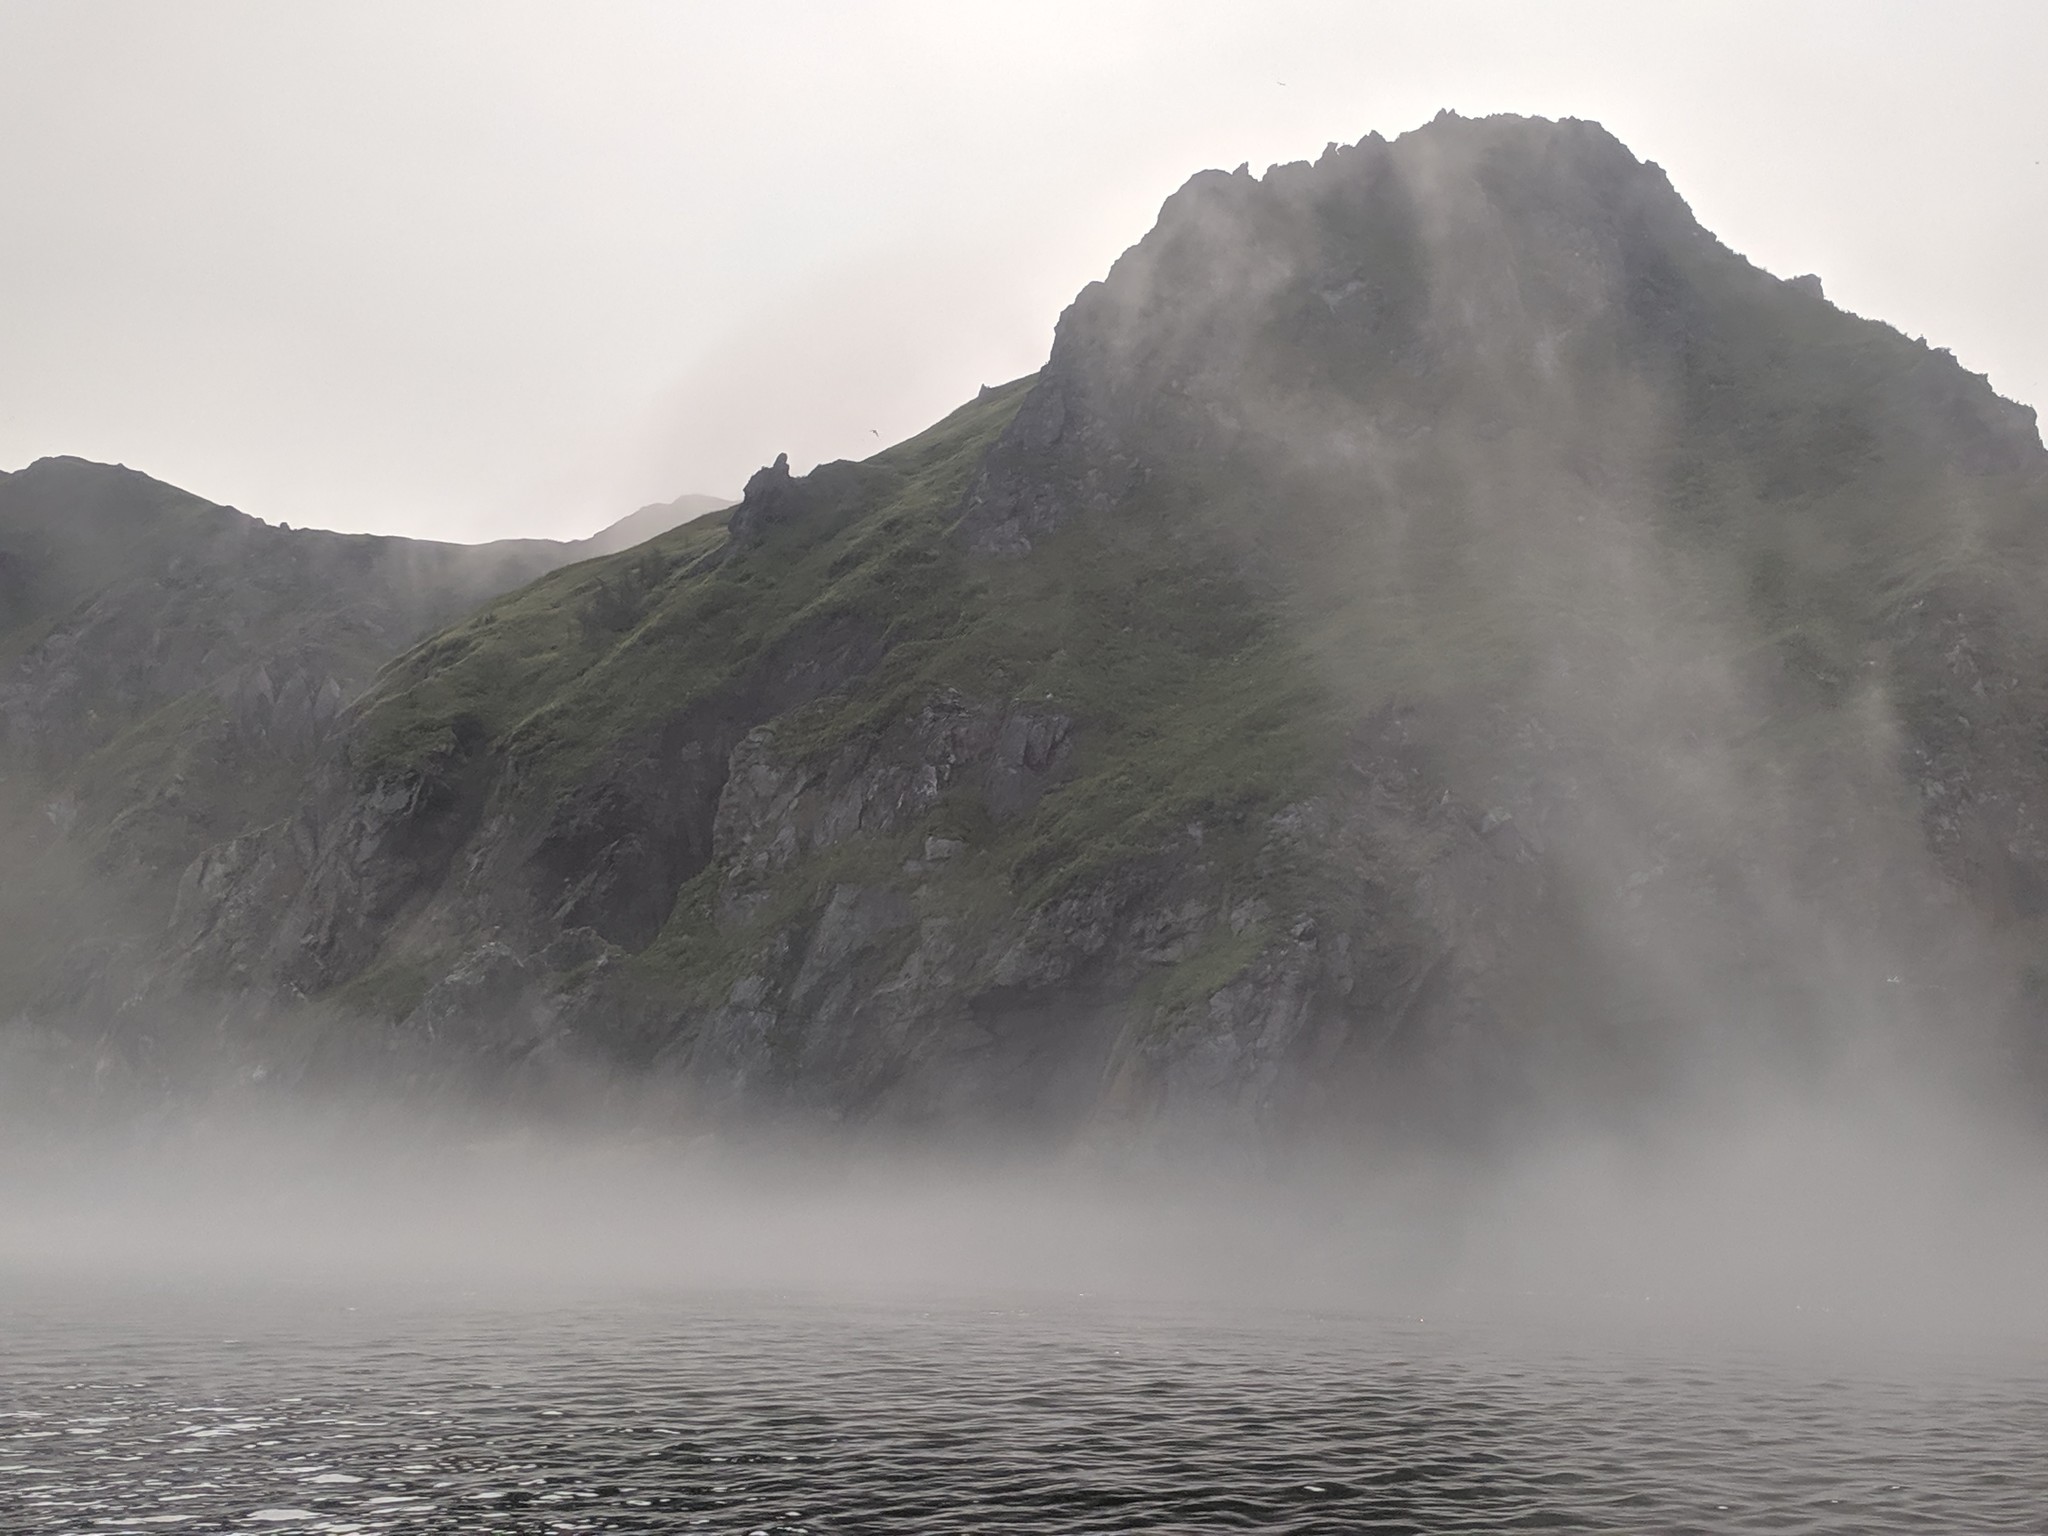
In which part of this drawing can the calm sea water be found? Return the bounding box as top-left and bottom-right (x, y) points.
(3, 1280), (2044, 1535)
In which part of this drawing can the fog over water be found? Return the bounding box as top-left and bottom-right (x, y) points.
(8, 17), (2048, 1533)
(9, 1046), (2048, 1525)
(6, 129), (2046, 1368)
(3, 1054), (2045, 1355)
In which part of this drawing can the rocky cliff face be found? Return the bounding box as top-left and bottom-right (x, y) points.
(0, 457), (719, 1031)
(39, 113), (2048, 1144)
(1, 467), (550, 894)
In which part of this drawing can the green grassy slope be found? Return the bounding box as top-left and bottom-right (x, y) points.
(116, 116), (2048, 1128)
(347, 370), (1334, 933)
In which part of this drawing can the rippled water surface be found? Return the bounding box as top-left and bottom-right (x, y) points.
(4, 1281), (2045, 1534)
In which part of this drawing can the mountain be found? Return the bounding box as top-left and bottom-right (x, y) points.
(22, 112), (2048, 1145)
(574, 494), (733, 558)
(0, 458), (724, 1025)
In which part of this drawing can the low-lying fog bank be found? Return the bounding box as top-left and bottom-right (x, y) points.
(3, 1058), (2044, 1355)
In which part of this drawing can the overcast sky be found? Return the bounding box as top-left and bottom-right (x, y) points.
(3, 1), (2045, 543)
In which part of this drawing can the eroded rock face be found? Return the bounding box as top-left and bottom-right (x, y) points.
(941, 112), (2048, 1135)
(171, 603), (897, 1001)
(713, 692), (1072, 924)
(483, 695), (1553, 1141)
(52, 114), (2048, 1144)
(725, 455), (877, 553)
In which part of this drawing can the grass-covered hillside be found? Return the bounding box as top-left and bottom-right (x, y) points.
(354, 376), (1326, 905)
(179, 374), (1341, 1099)
(148, 114), (2048, 1137)
(0, 457), (732, 1032)
(0, 461), (568, 903)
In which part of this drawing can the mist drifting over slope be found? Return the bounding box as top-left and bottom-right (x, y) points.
(952, 113), (2048, 1137)
(3, 116), (2048, 1349)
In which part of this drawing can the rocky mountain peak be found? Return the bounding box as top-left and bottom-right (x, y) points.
(14, 117), (2048, 1147)
(963, 114), (1719, 557)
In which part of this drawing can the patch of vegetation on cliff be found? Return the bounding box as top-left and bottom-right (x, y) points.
(974, 505), (1334, 902)
(630, 835), (926, 1006)
(770, 470), (1341, 903)
(73, 677), (375, 899)
(351, 380), (1036, 794)
(353, 360), (1351, 985)
(1139, 919), (1273, 1024)
(327, 950), (440, 1024)
(68, 689), (240, 881)
(350, 516), (730, 786)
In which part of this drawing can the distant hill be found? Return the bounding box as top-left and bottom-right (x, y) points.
(0, 457), (572, 769)
(0, 458), (716, 1022)
(20, 113), (2048, 1146)
(574, 493), (732, 558)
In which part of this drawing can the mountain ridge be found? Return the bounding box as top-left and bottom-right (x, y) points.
(0, 456), (731, 1028)
(13, 111), (2048, 1147)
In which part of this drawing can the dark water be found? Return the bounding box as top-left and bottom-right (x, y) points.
(3, 1282), (2045, 1535)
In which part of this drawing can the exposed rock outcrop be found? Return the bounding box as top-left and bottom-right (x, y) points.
(24, 114), (2048, 1147)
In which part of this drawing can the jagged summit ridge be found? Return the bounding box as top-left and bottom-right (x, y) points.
(14, 114), (2048, 1145)
(966, 112), (2038, 559)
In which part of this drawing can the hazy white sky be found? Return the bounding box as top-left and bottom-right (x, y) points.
(3, 1), (2045, 542)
